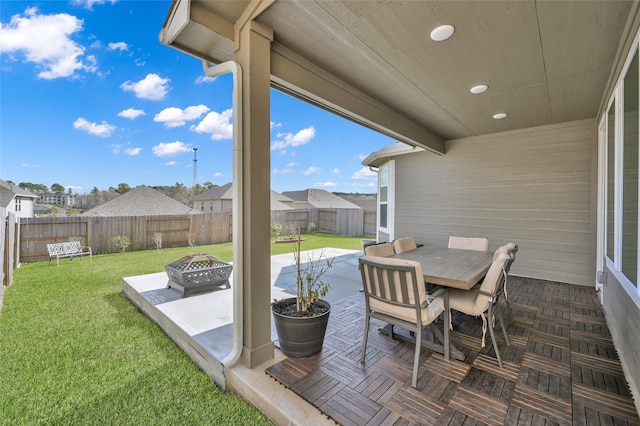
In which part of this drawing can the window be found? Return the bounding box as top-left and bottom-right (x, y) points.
(607, 102), (616, 262)
(377, 160), (394, 238)
(604, 44), (640, 293)
(623, 50), (638, 286)
(379, 165), (388, 229)
(15, 198), (21, 212)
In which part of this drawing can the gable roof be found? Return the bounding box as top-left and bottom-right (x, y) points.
(80, 185), (201, 217)
(270, 191), (294, 211)
(282, 189), (362, 209)
(0, 180), (38, 208)
(193, 182), (233, 201)
(195, 183), (294, 211)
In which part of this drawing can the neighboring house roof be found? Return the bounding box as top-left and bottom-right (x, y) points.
(270, 191), (294, 211)
(0, 180), (38, 208)
(282, 189), (362, 209)
(193, 182), (233, 201)
(80, 185), (202, 216)
(195, 182), (294, 211)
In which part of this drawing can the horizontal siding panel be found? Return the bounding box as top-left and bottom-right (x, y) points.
(393, 119), (596, 285)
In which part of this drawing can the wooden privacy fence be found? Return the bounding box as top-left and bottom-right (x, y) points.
(15, 208), (377, 263)
(2, 209), (19, 299)
(273, 208), (376, 238)
(19, 213), (233, 263)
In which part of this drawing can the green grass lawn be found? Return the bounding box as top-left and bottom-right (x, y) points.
(0, 233), (364, 425)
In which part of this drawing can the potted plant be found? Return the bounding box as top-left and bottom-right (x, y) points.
(271, 227), (333, 357)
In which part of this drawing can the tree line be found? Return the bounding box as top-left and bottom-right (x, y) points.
(9, 181), (218, 211)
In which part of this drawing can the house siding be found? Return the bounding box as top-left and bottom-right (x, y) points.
(393, 118), (597, 285)
(602, 269), (640, 410)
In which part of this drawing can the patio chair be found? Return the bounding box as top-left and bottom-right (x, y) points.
(493, 243), (519, 321)
(447, 252), (510, 367)
(448, 236), (489, 252)
(359, 255), (448, 388)
(364, 242), (395, 257)
(393, 236), (418, 253)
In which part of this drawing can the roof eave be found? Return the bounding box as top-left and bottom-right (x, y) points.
(362, 142), (427, 168)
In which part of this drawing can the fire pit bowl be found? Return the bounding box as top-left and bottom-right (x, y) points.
(165, 254), (232, 297)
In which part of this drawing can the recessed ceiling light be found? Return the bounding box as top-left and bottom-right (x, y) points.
(470, 84), (488, 94)
(493, 113), (508, 120)
(430, 25), (455, 42)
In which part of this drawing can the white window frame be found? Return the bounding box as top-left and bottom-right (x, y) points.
(377, 160), (395, 240)
(602, 30), (640, 307)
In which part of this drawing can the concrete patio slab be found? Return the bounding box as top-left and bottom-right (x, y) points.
(121, 248), (362, 426)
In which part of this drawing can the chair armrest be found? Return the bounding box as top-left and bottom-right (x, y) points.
(421, 287), (448, 309)
(466, 287), (499, 298)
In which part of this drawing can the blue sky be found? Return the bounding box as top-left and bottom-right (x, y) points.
(0, 0), (392, 195)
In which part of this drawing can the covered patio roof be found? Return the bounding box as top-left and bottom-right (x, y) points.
(156, 0), (640, 406)
(161, 0), (634, 152)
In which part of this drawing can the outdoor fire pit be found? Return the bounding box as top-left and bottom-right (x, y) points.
(165, 254), (232, 298)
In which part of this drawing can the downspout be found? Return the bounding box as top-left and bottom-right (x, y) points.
(202, 60), (243, 368)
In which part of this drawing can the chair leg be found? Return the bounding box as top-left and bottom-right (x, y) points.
(487, 320), (503, 367)
(412, 327), (421, 388)
(361, 315), (371, 363)
(488, 305), (503, 367)
(501, 293), (514, 323)
(496, 303), (510, 347)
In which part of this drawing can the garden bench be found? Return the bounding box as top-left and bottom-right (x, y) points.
(47, 241), (92, 267)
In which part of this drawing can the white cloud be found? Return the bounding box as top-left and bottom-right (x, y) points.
(108, 42), (128, 51)
(152, 141), (192, 157)
(164, 161), (177, 166)
(73, 117), (115, 137)
(352, 182), (376, 188)
(286, 162), (298, 168)
(121, 73), (170, 101)
(351, 167), (377, 180)
(356, 153), (367, 160)
(214, 172), (224, 177)
(195, 75), (216, 84)
(124, 147), (141, 156)
(301, 166), (321, 176)
(270, 121), (282, 129)
(316, 181), (337, 188)
(273, 168), (294, 174)
(20, 163), (40, 168)
(191, 109), (233, 140)
(154, 105), (210, 128)
(71, 0), (117, 10)
(271, 126), (315, 151)
(0, 8), (95, 79)
(110, 143), (121, 153)
(117, 108), (145, 119)
(333, 168), (340, 173)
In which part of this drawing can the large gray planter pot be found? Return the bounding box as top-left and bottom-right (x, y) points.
(272, 298), (331, 358)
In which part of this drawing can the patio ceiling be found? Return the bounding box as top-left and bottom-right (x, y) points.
(161, 0), (633, 151)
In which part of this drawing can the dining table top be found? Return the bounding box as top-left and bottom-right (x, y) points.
(392, 245), (494, 290)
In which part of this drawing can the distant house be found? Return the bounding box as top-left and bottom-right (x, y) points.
(282, 188), (364, 236)
(270, 191), (295, 212)
(194, 182), (294, 212)
(80, 185), (201, 216)
(0, 180), (38, 218)
(281, 188), (362, 210)
(193, 182), (233, 213)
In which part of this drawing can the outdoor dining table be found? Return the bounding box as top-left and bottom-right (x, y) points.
(393, 245), (494, 290)
(380, 245), (494, 361)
